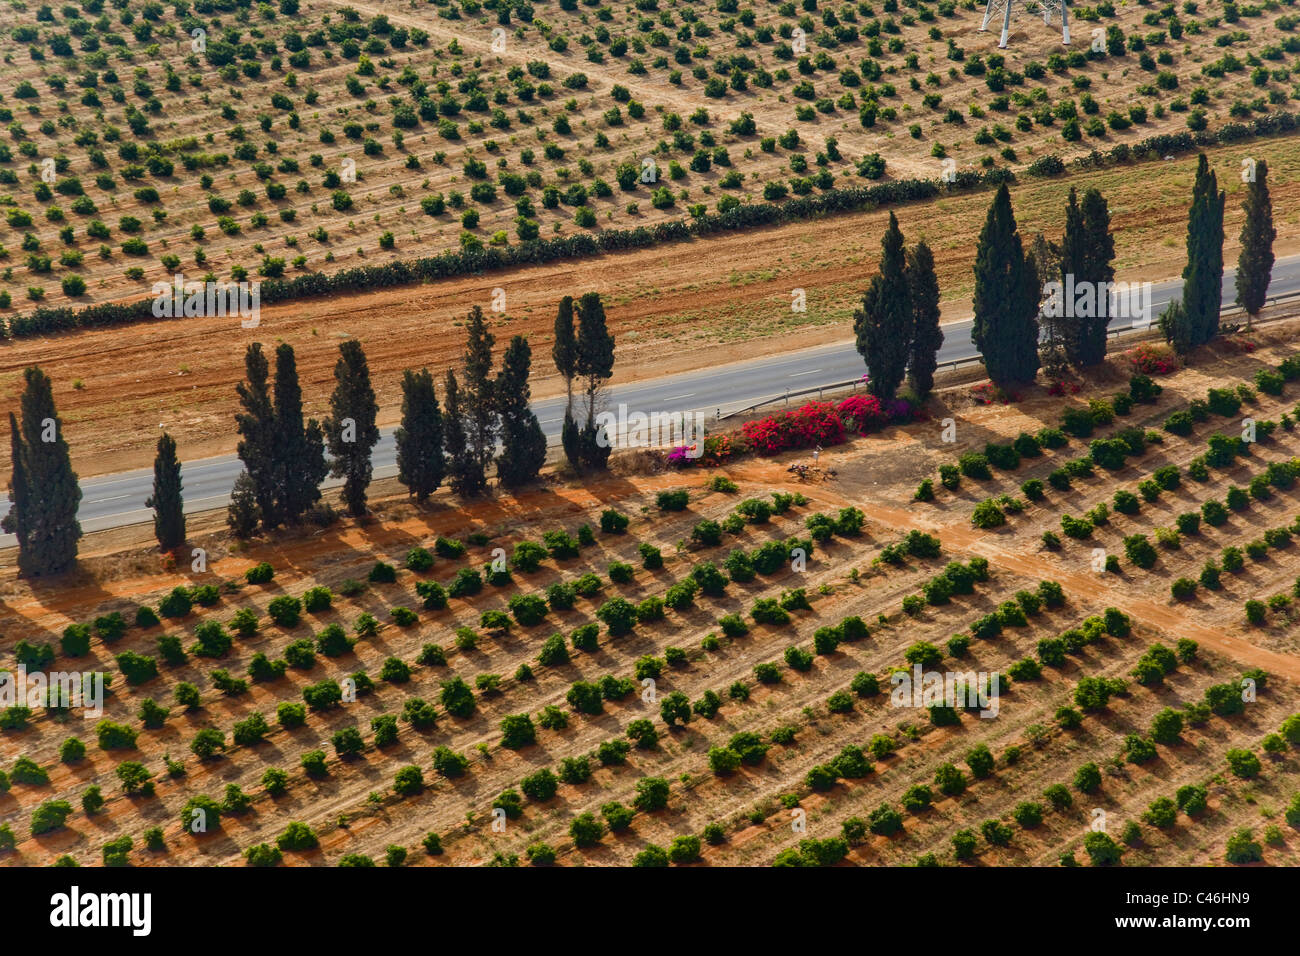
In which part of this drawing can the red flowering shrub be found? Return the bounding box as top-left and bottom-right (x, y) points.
(741, 401), (845, 456)
(1128, 343), (1179, 375)
(1047, 381), (1082, 397)
(971, 382), (1019, 405)
(837, 394), (888, 433)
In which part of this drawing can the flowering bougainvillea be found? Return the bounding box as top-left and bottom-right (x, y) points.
(837, 394), (888, 433)
(741, 401), (846, 455)
(1128, 342), (1179, 375)
(884, 398), (917, 422)
(667, 390), (913, 468)
(1047, 381), (1083, 396)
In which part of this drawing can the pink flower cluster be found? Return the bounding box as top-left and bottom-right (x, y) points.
(836, 394), (888, 432)
(1129, 342), (1179, 375)
(740, 401), (846, 455)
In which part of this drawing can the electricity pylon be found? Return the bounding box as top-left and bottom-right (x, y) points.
(979, 0), (1071, 48)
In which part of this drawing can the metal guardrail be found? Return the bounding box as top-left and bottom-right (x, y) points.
(717, 289), (1300, 422)
(717, 378), (861, 421)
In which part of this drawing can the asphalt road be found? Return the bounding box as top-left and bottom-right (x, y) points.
(3, 254), (1297, 545)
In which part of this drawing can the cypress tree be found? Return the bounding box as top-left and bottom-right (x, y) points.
(1235, 158), (1274, 328)
(496, 335), (548, 487)
(227, 471), (261, 539)
(553, 296), (582, 468)
(3, 367), (81, 576)
(1057, 188), (1114, 367)
(1080, 187), (1115, 365)
(1057, 188), (1088, 367)
(575, 292), (615, 469)
(1182, 153), (1226, 348)
(395, 368), (445, 502)
(461, 305), (498, 490)
(905, 240), (943, 399)
(234, 343), (279, 529)
(145, 432), (185, 551)
(1158, 298), (1194, 355)
(971, 184), (1040, 386)
(273, 343), (327, 523)
(442, 369), (481, 497)
(853, 212), (912, 401)
(325, 339), (380, 517)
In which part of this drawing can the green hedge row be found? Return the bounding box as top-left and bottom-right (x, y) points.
(1027, 109), (1300, 178)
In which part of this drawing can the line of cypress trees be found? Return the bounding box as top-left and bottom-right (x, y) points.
(1187, 154), (1227, 347)
(575, 292), (616, 469)
(1162, 154), (1227, 352)
(232, 342), (327, 531)
(1058, 187), (1115, 367)
(552, 295), (580, 466)
(854, 211), (913, 401)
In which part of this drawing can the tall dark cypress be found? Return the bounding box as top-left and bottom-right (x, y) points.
(145, 431), (185, 551)
(325, 339), (380, 517)
(461, 305), (497, 492)
(971, 184), (1040, 386)
(227, 470), (261, 539)
(1057, 188), (1090, 367)
(853, 212), (912, 401)
(553, 296), (581, 468)
(496, 335), (548, 487)
(905, 241), (943, 398)
(442, 369), (481, 497)
(3, 368), (81, 576)
(1158, 298), (1194, 355)
(234, 343), (279, 529)
(1235, 158), (1275, 328)
(273, 343), (327, 523)
(575, 292), (615, 469)
(1183, 153), (1226, 347)
(395, 367), (445, 502)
